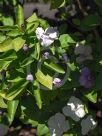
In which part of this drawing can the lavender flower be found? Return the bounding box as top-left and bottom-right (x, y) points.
(26, 74), (34, 82)
(62, 53), (69, 62)
(43, 52), (49, 59)
(23, 44), (29, 52)
(53, 78), (61, 87)
(79, 67), (93, 88)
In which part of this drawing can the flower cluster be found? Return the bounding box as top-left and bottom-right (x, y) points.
(48, 96), (97, 136)
(36, 27), (58, 47)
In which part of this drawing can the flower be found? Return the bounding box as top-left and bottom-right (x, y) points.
(0, 124), (8, 136)
(48, 113), (70, 136)
(36, 27), (44, 40)
(36, 27), (58, 47)
(26, 74), (34, 81)
(79, 67), (93, 88)
(74, 43), (93, 64)
(53, 78), (61, 87)
(43, 52), (49, 59)
(23, 44), (29, 52)
(81, 115), (97, 135)
(62, 96), (86, 121)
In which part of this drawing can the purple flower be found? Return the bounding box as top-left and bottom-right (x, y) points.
(43, 52), (49, 59)
(26, 74), (34, 82)
(79, 67), (93, 88)
(53, 78), (61, 87)
(23, 44), (29, 52)
(62, 53), (69, 62)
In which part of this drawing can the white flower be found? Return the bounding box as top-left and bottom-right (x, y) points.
(74, 43), (93, 64)
(36, 27), (58, 47)
(81, 115), (97, 135)
(48, 113), (70, 136)
(0, 124), (8, 136)
(35, 27), (44, 40)
(62, 96), (86, 121)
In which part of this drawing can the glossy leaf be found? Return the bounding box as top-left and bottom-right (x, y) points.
(7, 100), (19, 124)
(44, 60), (65, 74)
(35, 69), (53, 90)
(0, 97), (7, 108)
(84, 91), (97, 103)
(0, 37), (25, 52)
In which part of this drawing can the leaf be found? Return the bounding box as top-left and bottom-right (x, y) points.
(0, 80), (28, 100)
(37, 124), (49, 136)
(7, 29), (22, 37)
(0, 97), (7, 108)
(44, 60), (65, 74)
(32, 84), (42, 109)
(2, 16), (14, 26)
(16, 4), (24, 26)
(0, 37), (25, 52)
(26, 13), (38, 23)
(0, 25), (18, 31)
(0, 50), (17, 70)
(51, 0), (66, 9)
(59, 34), (76, 48)
(7, 100), (19, 124)
(84, 91), (97, 103)
(35, 69), (53, 90)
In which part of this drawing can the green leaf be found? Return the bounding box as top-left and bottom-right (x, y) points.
(7, 29), (22, 37)
(51, 0), (66, 9)
(35, 69), (53, 90)
(2, 16), (14, 26)
(0, 25), (18, 31)
(0, 97), (7, 108)
(16, 4), (24, 26)
(7, 100), (19, 124)
(0, 50), (17, 70)
(84, 91), (97, 103)
(81, 14), (102, 26)
(37, 124), (49, 136)
(0, 80), (28, 100)
(26, 13), (38, 23)
(44, 60), (65, 74)
(0, 37), (25, 52)
(59, 34), (76, 48)
(32, 84), (42, 109)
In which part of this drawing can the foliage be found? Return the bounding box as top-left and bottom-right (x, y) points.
(0, 0), (102, 136)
